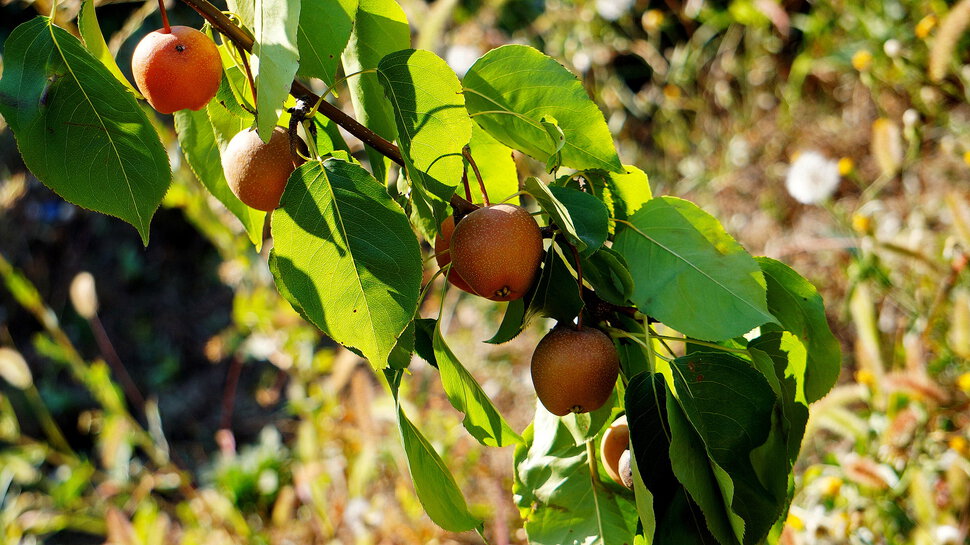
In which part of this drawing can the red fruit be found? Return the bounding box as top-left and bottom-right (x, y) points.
(531, 326), (620, 416)
(131, 26), (222, 114)
(223, 127), (304, 212)
(449, 204), (543, 301)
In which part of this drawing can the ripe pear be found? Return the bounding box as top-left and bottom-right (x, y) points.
(600, 415), (630, 486)
(223, 126), (305, 211)
(449, 204), (542, 301)
(131, 26), (221, 114)
(531, 325), (620, 416)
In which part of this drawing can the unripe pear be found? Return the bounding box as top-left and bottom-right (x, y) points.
(434, 216), (474, 293)
(600, 415), (630, 486)
(223, 127), (305, 212)
(131, 26), (222, 114)
(449, 204), (542, 301)
(531, 326), (620, 416)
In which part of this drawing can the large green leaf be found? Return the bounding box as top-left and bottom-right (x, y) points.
(78, 0), (139, 96)
(603, 166), (652, 222)
(252, 0), (301, 139)
(341, 0), (409, 180)
(377, 49), (472, 236)
(397, 404), (482, 532)
(626, 372), (721, 545)
(748, 333), (810, 467)
(0, 17), (170, 245)
(466, 123), (519, 204)
(670, 352), (784, 545)
(756, 257), (841, 403)
(270, 159), (422, 368)
(525, 241), (584, 325)
(484, 299), (526, 344)
(174, 108), (266, 249)
(463, 45), (622, 173)
(613, 197), (774, 341)
(513, 404), (637, 545)
(433, 322), (522, 447)
(297, 0), (357, 86)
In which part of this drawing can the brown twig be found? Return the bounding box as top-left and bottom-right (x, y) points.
(90, 315), (147, 411)
(462, 146), (489, 206)
(157, 0), (171, 33)
(176, 0), (478, 215)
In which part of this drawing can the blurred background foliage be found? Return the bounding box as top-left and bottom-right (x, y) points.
(1, 0), (969, 543)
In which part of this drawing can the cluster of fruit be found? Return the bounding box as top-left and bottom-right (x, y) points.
(435, 205), (621, 442)
(132, 22), (626, 487)
(131, 25), (302, 211)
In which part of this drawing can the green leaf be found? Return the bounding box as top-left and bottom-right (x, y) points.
(484, 299), (526, 344)
(549, 186), (609, 256)
(397, 404), (482, 532)
(270, 159), (422, 368)
(670, 352), (784, 545)
(626, 372), (722, 545)
(665, 384), (743, 545)
(253, 0), (301, 139)
(377, 49), (472, 236)
(603, 166), (652, 222)
(414, 318), (438, 367)
(463, 44), (622, 173)
(78, 0), (139, 97)
(756, 257), (841, 403)
(524, 241), (584, 324)
(613, 197), (774, 341)
(174, 108), (266, 249)
(748, 333), (810, 467)
(297, 0), (357, 86)
(466, 123), (519, 204)
(561, 389), (616, 446)
(0, 17), (170, 245)
(539, 115), (565, 172)
(514, 404), (636, 545)
(581, 248), (634, 306)
(342, 0), (409, 180)
(433, 322), (522, 447)
(524, 176), (587, 252)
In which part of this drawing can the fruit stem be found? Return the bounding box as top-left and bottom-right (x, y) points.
(586, 439), (602, 487)
(461, 166), (473, 202)
(649, 333), (751, 355)
(176, 0), (482, 217)
(158, 0), (171, 33)
(566, 242), (585, 329)
(462, 146), (490, 206)
(236, 43), (258, 105)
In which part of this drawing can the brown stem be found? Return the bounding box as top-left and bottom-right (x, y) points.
(235, 43), (257, 105)
(176, 0), (477, 215)
(461, 168), (472, 202)
(462, 146), (489, 206)
(157, 0), (171, 33)
(90, 315), (147, 411)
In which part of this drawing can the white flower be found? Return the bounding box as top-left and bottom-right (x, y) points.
(446, 44), (482, 78)
(596, 0), (634, 21)
(884, 39), (902, 57)
(933, 524), (962, 545)
(785, 151), (841, 204)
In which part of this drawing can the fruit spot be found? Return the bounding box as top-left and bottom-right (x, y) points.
(175, 44), (185, 52)
(570, 404), (583, 413)
(494, 286), (511, 299)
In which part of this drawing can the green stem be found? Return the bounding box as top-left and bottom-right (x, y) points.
(649, 333), (749, 355)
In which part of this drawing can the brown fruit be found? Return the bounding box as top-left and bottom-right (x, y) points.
(617, 449), (634, 489)
(131, 26), (222, 114)
(449, 204), (542, 301)
(530, 326), (620, 416)
(600, 415), (630, 486)
(434, 216), (474, 293)
(223, 127), (305, 211)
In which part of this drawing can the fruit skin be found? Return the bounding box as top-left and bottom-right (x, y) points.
(530, 326), (620, 416)
(449, 204), (543, 301)
(617, 450), (634, 489)
(434, 216), (475, 293)
(223, 127), (304, 212)
(600, 415), (630, 486)
(132, 26), (222, 114)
